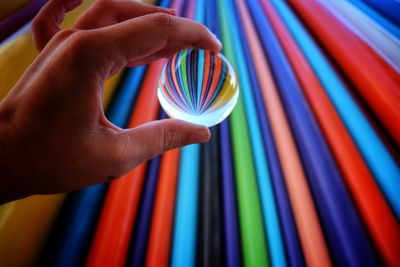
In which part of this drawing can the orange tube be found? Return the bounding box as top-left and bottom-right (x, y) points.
(237, 1), (332, 267)
(85, 61), (163, 267)
(287, 0), (400, 148)
(145, 148), (181, 267)
(263, 2), (400, 265)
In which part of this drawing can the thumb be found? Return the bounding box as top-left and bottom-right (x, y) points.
(111, 119), (210, 174)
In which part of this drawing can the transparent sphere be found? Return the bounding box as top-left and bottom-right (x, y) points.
(158, 48), (239, 127)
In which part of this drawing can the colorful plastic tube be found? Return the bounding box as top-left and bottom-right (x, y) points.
(322, 0), (400, 71)
(219, 119), (242, 267)
(258, 1), (379, 266)
(170, 143), (200, 267)
(272, 0), (400, 219)
(347, 0), (400, 39)
(241, 1), (331, 267)
(235, 1), (305, 267)
(170, 1), (201, 266)
(288, 0), (400, 149)
(144, 148), (181, 267)
(198, 127), (224, 266)
(0, 0), (47, 42)
(219, 1), (270, 266)
(361, 0), (400, 26)
(223, 1), (288, 266)
(197, 1), (225, 265)
(0, 0), (32, 19)
(125, 154), (161, 267)
(206, 1), (242, 266)
(0, 194), (66, 267)
(263, 2), (400, 265)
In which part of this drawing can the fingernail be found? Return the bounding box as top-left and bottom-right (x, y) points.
(167, 8), (178, 15)
(213, 34), (223, 50)
(190, 127), (211, 143)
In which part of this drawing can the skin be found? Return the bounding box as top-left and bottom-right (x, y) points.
(0, 0), (222, 204)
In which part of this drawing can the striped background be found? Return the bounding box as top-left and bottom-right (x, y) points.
(0, 0), (399, 266)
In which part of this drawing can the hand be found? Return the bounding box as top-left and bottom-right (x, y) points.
(0, 0), (221, 204)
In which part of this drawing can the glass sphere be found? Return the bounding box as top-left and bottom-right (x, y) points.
(158, 48), (239, 127)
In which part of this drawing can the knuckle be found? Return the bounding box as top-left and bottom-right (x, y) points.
(53, 29), (79, 43)
(163, 127), (181, 151)
(64, 30), (89, 50)
(150, 12), (172, 28)
(60, 30), (95, 62)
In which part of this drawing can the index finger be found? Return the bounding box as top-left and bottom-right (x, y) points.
(80, 13), (222, 68)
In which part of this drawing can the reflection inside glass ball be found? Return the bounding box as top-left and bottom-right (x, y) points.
(157, 48), (239, 127)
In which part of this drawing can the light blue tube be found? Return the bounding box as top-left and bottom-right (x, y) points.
(171, 1), (204, 266)
(171, 144), (200, 267)
(272, 0), (400, 218)
(222, 0), (287, 266)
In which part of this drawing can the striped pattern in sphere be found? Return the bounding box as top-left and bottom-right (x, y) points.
(158, 48), (238, 127)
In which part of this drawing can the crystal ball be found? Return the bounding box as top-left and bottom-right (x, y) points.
(157, 48), (239, 127)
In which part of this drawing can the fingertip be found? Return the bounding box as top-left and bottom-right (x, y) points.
(214, 38), (223, 52)
(208, 31), (222, 52)
(189, 126), (211, 143)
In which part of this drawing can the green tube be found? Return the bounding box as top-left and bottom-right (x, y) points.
(217, 1), (269, 266)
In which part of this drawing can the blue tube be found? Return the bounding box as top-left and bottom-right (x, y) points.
(361, 0), (400, 26)
(347, 0), (400, 39)
(272, 0), (400, 219)
(250, 0), (379, 266)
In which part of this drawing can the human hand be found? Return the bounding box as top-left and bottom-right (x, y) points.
(0, 0), (221, 204)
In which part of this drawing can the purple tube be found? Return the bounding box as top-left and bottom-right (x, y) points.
(0, 0), (47, 43)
